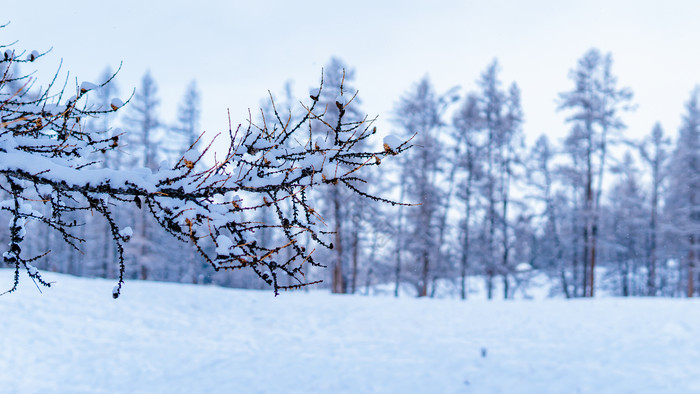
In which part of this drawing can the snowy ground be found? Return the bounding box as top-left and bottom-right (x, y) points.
(2, 270), (700, 393)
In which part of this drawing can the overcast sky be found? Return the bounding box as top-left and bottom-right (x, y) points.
(4, 1), (700, 148)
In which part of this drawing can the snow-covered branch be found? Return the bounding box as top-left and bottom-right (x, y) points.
(0, 41), (409, 298)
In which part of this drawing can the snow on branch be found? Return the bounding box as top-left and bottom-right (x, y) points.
(0, 39), (409, 298)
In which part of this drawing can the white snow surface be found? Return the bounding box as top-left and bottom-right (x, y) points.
(2, 270), (700, 394)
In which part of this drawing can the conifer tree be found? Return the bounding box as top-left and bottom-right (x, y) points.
(558, 49), (633, 297)
(666, 88), (700, 297)
(392, 76), (446, 297)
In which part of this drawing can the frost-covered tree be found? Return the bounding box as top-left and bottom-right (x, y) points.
(451, 93), (483, 299)
(473, 60), (525, 299)
(496, 82), (525, 298)
(605, 152), (647, 296)
(626, 122), (670, 295)
(0, 39), (407, 298)
(172, 80), (201, 157)
(392, 76), (447, 297)
(527, 134), (572, 297)
(666, 88), (700, 297)
(124, 70), (161, 171)
(558, 49), (633, 297)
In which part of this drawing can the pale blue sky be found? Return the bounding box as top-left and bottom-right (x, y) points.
(4, 1), (700, 147)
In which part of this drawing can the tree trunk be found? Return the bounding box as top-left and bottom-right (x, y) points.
(560, 267), (571, 298)
(688, 235), (696, 298)
(571, 187), (581, 297)
(364, 267), (373, 296)
(648, 189), (658, 295)
(394, 185), (405, 298)
(583, 139), (592, 297)
(460, 269), (468, 300)
(419, 250), (429, 297)
(460, 157), (474, 300)
(502, 199), (510, 299)
(687, 261), (694, 298)
(139, 211), (150, 280)
(486, 271), (494, 300)
(582, 223), (590, 296)
(365, 236), (378, 296)
(591, 118), (611, 297)
(332, 191), (344, 294)
(350, 230), (359, 294)
(589, 222), (597, 297)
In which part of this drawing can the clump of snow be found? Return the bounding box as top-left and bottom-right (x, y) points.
(27, 50), (39, 61)
(215, 235), (233, 256)
(25, 263), (38, 276)
(314, 137), (331, 150)
(322, 162), (339, 180)
(111, 128), (123, 138)
(110, 98), (124, 110)
(383, 135), (402, 152)
(119, 227), (133, 240)
(264, 155), (281, 167)
(225, 193), (241, 204)
(80, 81), (99, 92)
(299, 155), (324, 170)
(182, 149), (200, 164)
(37, 184), (53, 197)
(334, 95), (348, 106)
(252, 139), (274, 150)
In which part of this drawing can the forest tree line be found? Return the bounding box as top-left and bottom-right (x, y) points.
(2, 49), (698, 299)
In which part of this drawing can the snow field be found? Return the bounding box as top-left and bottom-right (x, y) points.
(1, 270), (699, 393)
